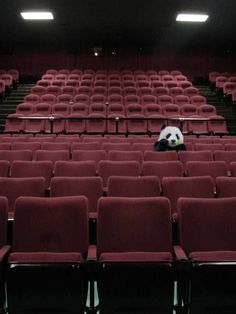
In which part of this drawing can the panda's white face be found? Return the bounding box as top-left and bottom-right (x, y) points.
(158, 126), (184, 148)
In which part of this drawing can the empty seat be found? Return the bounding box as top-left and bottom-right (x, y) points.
(101, 142), (131, 153)
(16, 103), (34, 116)
(126, 113), (147, 134)
(194, 143), (224, 152)
(214, 150), (236, 169)
(46, 85), (61, 96)
(216, 176), (236, 197)
(0, 150), (32, 164)
(169, 87), (184, 98)
(97, 160), (140, 190)
(179, 151), (213, 166)
(97, 196), (174, 313)
(72, 142), (101, 151)
(86, 113), (106, 134)
(24, 94), (40, 105)
(181, 104), (198, 117)
(187, 115), (209, 135)
(11, 160), (53, 189)
(174, 95), (190, 106)
(157, 95), (173, 106)
(24, 114), (45, 133)
(162, 104), (180, 116)
(7, 196), (88, 314)
(57, 94), (73, 103)
(107, 94), (123, 105)
(197, 104), (217, 117)
(126, 104), (144, 115)
(142, 161), (184, 180)
(123, 86), (139, 97)
(207, 115), (229, 134)
(0, 196), (10, 312)
(65, 114), (86, 134)
(72, 150), (107, 167)
(89, 103), (107, 115)
(153, 87), (169, 97)
(144, 104), (162, 116)
(184, 87), (199, 98)
(108, 150), (143, 165)
(124, 95), (140, 105)
(108, 175), (161, 197)
(34, 102), (52, 116)
(52, 103), (71, 116)
(177, 197), (236, 314)
(186, 161), (228, 181)
(140, 94), (157, 106)
(31, 85), (46, 96)
(0, 160), (10, 177)
(51, 177), (102, 218)
(41, 141), (71, 151)
(0, 177), (45, 215)
(162, 176), (215, 217)
(34, 150), (70, 164)
(54, 160), (96, 177)
(190, 95), (206, 105)
(11, 142), (41, 154)
(4, 114), (25, 133)
(40, 93), (57, 105)
(144, 150), (178, 161)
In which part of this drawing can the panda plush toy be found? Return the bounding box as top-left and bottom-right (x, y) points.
(153, 125), (186, 151)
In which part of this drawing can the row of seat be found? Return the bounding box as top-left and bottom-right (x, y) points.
(2, 195), (236, 313)
(1, 141), (236, 153)
(0, 133), (234, 141)
(0, 159), (236, 205)
(24, 92), (205, 104)
(37, 78), (192, 89)
(39, 73), (189, 81)
(30, 84), (197, 97)
(0, 172), (235, 219)
(5, 113), (228, 134)
(15, 102), (215, 117)
(24, 93), (206, 107)
(45, 68), (184, 76)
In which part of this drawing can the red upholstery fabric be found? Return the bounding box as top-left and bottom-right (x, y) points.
(189, 251), (236, 262)
(9, 252), (83, 263)
(99, 252), (173, 262)
(178, 197), (236, 255)
(97, 197), (172, 256)
(13, 196), (88, 255)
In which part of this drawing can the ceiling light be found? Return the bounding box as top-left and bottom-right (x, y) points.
(21, 12), (54, 20)
(176, 14), (209, 22)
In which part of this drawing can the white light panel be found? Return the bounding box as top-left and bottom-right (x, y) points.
(21, 12), (54, 20)
(176, 14), (209, 22)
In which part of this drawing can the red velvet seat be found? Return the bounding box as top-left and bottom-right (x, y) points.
(97, 197), (174, 313)
(177, 197), (236, 313)
(7, 195), (88, 314)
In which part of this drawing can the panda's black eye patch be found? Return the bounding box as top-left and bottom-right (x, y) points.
(176, 134), (180, 140)
(166, 133), (171, 139)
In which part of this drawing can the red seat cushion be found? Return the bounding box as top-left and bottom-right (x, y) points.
(99, 252), (172, 262)
(9, 252), (83, 263)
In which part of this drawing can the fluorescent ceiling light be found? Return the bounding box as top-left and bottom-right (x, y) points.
(176, 14), (209, 22)
(21, 12), (54, 20)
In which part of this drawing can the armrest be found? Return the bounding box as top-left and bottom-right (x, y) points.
(0, 245), (11, 263)
(87, 245), (97, 262)
(173, 245), (188, 261)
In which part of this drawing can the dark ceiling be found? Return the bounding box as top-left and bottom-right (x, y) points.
(0, 0), (236, 52)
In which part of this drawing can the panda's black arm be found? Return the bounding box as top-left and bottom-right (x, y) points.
(177, 144), (187, 151)
(153, 139), (169, 151)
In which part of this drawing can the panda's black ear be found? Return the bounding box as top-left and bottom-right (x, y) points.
(160, 125), (166, 131)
